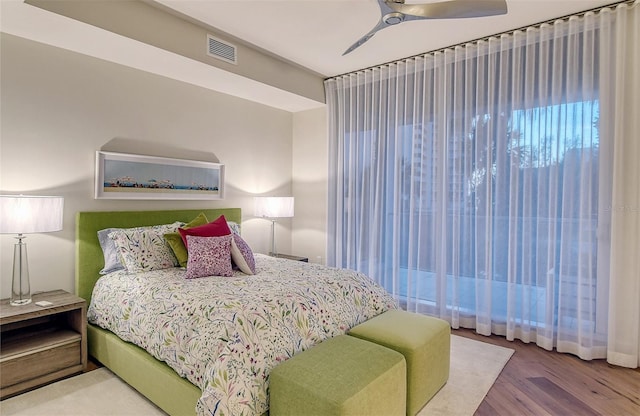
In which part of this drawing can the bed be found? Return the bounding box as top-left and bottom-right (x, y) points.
(75, 208), (396, 416)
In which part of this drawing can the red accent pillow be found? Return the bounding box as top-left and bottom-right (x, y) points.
(178, 215), (232, 247)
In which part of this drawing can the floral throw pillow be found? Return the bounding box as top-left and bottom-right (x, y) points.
(109, 222), (182, 273)
(230, 234), (256, 275)
(185, 234), (233, 279)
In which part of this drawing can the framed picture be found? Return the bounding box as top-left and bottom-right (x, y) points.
(95, 151), (224, 200)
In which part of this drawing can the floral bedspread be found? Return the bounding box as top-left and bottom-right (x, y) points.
(88, 254), (397, 416)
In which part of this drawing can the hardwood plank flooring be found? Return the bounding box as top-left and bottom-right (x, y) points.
(453, 328), (640, 416)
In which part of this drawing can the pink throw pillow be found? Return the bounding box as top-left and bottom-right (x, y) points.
(184, 235), (233, 279)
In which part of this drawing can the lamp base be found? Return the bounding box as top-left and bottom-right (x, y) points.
(269, 219), (278, 257)
(10, 235), (31, 307)
(10, 297), (32, 306)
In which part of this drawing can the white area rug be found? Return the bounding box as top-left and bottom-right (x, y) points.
(419, 334), (514, 415)
(0, 367), (165, 416)
(1, 334), (513, 416)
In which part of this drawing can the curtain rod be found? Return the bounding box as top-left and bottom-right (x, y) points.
(328, 0), (632, 80)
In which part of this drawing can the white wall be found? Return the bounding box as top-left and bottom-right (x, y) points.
(292, 108), (328, 264)
(0, 33), (320, 298)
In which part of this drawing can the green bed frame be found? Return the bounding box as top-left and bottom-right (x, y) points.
(75, 208), (242, 416)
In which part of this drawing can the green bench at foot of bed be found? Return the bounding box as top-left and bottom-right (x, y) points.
(269, 334), (406, 416)
(348, 310), (451, 416)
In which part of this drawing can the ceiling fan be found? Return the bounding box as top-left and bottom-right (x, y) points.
(344, 0), (508, 55)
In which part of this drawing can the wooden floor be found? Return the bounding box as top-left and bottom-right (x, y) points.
(453, 328), (640, 416)
(85, 329), (640, 415)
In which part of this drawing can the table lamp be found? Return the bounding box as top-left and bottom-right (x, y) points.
(0, 195), (64, 306)
(254, 197), (294, 257)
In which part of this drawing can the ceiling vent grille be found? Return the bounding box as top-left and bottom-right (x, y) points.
(207, 34), (237, 65)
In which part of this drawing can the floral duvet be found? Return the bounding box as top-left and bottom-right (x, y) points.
(88, 254), (397, 416)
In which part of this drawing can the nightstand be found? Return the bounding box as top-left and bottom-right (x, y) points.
(0, 290), (87, 399)
(270, 253), (309, 262)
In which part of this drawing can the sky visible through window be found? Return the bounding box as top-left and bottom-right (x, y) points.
(510, 100), (600, 168)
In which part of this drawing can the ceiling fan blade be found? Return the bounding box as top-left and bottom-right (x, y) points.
(343, 0), (399, 55)
(387, 0), (507, 20)
(343, 20), (389, 55)
(344, 0), (508, 56)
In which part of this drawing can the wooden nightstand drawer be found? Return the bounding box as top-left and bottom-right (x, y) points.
(1, 335), (81, 388)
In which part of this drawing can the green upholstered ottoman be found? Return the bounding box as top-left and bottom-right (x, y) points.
(269, 334), (406, 416)
(348, 310), (450, 416)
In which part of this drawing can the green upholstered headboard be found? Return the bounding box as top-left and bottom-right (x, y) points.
(75, 208), (241, 304)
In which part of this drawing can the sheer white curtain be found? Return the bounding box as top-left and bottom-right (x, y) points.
(325, 1), (639, 367)
(600, 2), (640, 368)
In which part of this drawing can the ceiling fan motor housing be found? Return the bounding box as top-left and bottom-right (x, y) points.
(384, 12), (405, 25)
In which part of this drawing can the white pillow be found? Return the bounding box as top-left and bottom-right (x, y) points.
(97, 228), (125, 275)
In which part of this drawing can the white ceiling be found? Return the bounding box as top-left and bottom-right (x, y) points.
(1, 0), (623, 112)
(153, 0), (621, 77)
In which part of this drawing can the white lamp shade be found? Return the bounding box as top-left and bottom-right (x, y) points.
(254, 197), (294, 218)
(0, 195), (64, 234)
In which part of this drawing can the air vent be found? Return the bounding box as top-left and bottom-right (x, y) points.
(207, 34), (237, 65)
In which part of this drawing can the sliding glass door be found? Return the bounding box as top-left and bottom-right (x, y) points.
(324, 6), (630, 359)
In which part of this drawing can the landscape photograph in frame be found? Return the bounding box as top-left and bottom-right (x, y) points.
(95, 151), (224, 200)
